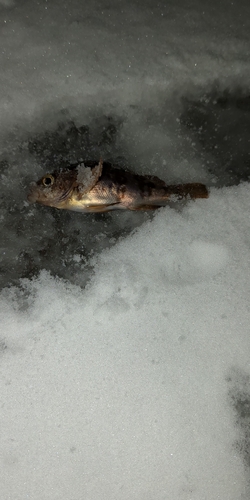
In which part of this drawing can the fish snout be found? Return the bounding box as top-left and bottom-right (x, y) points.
(27, 182), (39, 203)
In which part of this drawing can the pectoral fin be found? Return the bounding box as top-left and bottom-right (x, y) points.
(84, 202), (121, 213)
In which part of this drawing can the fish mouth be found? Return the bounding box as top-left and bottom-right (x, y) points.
(27, 183), (53, 205)
(27, 182), (39, 204)
(27, 182), (74, 207)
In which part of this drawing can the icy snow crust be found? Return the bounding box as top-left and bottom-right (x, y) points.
(1, 0), (250, 498)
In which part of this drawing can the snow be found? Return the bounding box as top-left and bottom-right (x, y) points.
(1, 0), (250, 499)
(76, 160), (103, 194)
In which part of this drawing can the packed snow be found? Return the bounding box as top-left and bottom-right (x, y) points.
(1, 0), (250, 499)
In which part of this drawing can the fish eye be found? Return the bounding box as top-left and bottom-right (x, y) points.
(42, 175), (54, 187)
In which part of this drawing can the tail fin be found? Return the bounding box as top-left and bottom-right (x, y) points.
(167, 182), (209, 200)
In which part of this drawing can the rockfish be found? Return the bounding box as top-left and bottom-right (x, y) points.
(27, 159), (208, 212)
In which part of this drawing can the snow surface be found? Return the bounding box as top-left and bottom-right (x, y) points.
(1, 0), (250, 499)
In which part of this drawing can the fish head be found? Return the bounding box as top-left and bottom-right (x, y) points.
(27, 169), (77, 209)
(27, 160), (103, 209)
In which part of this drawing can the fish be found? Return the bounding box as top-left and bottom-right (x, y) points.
(27, 159), (209, 212)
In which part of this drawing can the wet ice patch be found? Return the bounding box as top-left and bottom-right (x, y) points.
(180, 88), (250, 186)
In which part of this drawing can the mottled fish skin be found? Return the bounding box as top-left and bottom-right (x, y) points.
(27, 159), (209, 212)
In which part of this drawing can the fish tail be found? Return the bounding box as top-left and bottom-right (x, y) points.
(166, 182), (209, 200)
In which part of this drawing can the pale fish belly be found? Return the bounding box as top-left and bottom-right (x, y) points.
(67, 180), (124, 212)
